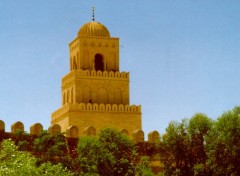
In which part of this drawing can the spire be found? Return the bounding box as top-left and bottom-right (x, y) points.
(92, 6), (95, 21)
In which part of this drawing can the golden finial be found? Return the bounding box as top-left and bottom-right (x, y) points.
(92, 6), (95, 21)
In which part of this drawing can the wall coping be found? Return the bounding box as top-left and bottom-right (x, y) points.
(62, 69), (129, 82)
(52, 103), (141, 120)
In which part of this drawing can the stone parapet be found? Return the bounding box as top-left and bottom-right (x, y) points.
(62, 69), (129, 84)
(52, 103), (141, 121)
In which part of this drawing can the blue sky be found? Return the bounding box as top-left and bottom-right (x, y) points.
(0, 1), (240, 135)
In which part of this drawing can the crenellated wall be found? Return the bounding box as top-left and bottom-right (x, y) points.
(0, 120), (162, 174)
(0, 120), (160, 143)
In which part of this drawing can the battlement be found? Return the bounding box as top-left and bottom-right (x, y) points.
(62, 69), (129, 82)
(0, 120), (160, 143)
(52, 103), (141, 120)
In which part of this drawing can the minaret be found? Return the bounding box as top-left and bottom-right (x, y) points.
(51, 10), (142, 138)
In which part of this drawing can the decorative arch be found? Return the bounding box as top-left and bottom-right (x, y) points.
(79, 103), (86, 110)
(119, 104), (124, 111)
(109, 71), (114, 77)
(112, 104), (118, 111)
(99, 104), (105, 111)
(83, 86), (91, 103)
(114, 88), (122, 104)
(103, 71), (108, 77)
(83, 50), (89, 69)
(96, 88), (109, 104)
(93, 103), (98, 110)
(120, 129), (129, 136)
(83, 126), (96, 136)
(106, 104), (111, 111)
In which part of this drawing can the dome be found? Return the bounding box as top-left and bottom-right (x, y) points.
(78, 21), (110, 37)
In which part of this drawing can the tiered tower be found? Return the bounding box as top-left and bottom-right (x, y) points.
(51, 16), (142, 137)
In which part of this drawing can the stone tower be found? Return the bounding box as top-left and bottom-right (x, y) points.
(51, 18), (142, 138)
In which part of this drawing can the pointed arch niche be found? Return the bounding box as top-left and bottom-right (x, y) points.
(83, 50), (89, 69)
(114, 88), (122, 104)
(96, 88), (109, 104)
(83, 86), (91, 103)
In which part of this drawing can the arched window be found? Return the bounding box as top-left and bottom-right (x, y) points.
(94, 54), (104, 71)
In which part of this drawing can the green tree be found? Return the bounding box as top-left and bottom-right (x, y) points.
(159, 120), (192, 176)
(206, 106), (240, 175)
(98, 128), (137, 176)
(77, 136), (106, 175)
(33, 130), (68, 164)
(188, 113), (213, 176)
(135, 156), (154, 176)
(77, 128), (151, 176)
(0, 139), (74, 176)
(159, 114), (212, 176)
(12, 129), (32, 151)
(33, 130), (80, 174)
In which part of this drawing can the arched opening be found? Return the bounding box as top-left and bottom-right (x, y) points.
(94, 54), (104, 71)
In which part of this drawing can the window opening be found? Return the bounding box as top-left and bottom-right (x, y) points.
(94, 54), (104, 71)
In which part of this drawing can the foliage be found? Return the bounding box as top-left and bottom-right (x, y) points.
(159, 119), (192, 176)
(12, 129), (32, 151)
(3, 107), (240, 175)
(0, 139), (74, 176)
(98, 128), (137, 176)
(188, 113), (213, 176)
(206, 106), (240, 176)
(0, 139), (37, 175)
(33, 130), (67, 162)
(32, 130), (81, 173)
(77, 136), (105, 175)
(135, 156), (154, 176)
(77, 128), (148, 176)
(37, 162), (74, 176)
(159, 113), (212, 176)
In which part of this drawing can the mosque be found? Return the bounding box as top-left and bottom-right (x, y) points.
(51, 10), (142, 138)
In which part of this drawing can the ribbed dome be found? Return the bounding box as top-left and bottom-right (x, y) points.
(78, 21), (110, 37)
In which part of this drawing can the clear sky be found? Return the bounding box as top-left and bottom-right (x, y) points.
(0, 1), (240, 135)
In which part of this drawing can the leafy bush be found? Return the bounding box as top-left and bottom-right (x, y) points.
(0, 139), (74, 176)
(77, 128), (153, 176)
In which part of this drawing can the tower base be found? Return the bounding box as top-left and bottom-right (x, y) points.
(51, 103), (142, 138)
